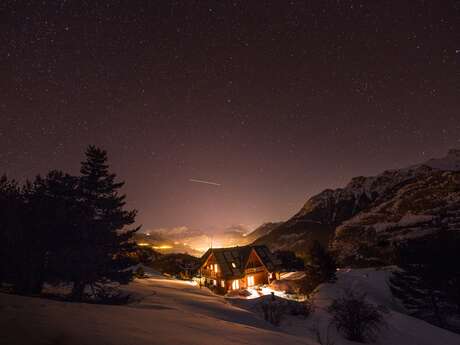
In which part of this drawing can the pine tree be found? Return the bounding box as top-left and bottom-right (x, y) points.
(0, 176), (22, 287)
(9, 171), (79, 294)
(308, 240), (337, 283)
(69, 146), (139, 300)
(299, 241), (336, 295)
(32, 171), (82, 288)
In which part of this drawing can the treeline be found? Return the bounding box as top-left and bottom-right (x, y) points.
(0, 146), (139, 301)
(390, 229), (460, 332)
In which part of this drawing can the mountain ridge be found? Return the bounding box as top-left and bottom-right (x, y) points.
(254, 149), (460, 261)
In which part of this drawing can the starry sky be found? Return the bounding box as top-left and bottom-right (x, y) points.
(1, 1), (459, 233)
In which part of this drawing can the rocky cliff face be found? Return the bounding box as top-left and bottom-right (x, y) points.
(254, 149), (460, 262)
(332, 169), (460, 265)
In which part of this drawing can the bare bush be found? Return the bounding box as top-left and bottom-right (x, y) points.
(328, 289), (386, 343)
(289, 298), (314, 318)
(260, 294), (314, 326)
(261, 299), (286, 326)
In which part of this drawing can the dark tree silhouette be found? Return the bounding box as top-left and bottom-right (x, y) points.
(389, 230), (460, 329)
(308, 240), (337, 283)
(273, 250), (305, 271)
(33, 171), (82, 288)
(69, 146), (139, 300)
(299, 241), (336, 295)
(9, 171), (81, 294)
(0, 176), (22, 290)
(0, 147), (139, 300)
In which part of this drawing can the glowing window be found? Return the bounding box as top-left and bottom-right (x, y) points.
(247, 275), (255, 287)
(214, 264), (218, 273)
(231, 279), (239, 290)
(213, 280), (217, 286)
(221, 280), (225, 288)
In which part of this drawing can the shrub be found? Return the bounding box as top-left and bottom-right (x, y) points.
(260, 295), (313, 326)
(134, 266), (146, 278)
(92, 285), (131, 305)
(261, 299), (286, 326)
(288, 298), (314, 318)
(328, 290), (386, 343)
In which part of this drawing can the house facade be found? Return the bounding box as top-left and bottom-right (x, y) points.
(199, 245), (281, 294)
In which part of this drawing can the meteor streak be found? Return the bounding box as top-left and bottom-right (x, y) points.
(189, 178), (221, 186)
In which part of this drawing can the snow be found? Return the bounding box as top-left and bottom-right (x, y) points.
(0, 276), (310, 345)
(372, 213), (434, 233)
(232, 268), (460, 345)
(280, 271), (307, 280)
(300, 149), (460, 223)
(421, 149), (460, 171)
(2, 268), (460, 345)
(308, 268), (460, 345)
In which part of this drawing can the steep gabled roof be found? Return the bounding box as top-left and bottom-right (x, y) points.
(200, 245), (280, 279)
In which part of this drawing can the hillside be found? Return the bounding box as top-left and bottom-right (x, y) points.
(2, 270), (460, 345)
(244, 222), (283, 243)
(0, 277), (309, 345)
(254, 149), (460, 259)
(232, 267), (460, 345)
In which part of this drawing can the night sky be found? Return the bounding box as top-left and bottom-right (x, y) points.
(1, 1), (459, 233)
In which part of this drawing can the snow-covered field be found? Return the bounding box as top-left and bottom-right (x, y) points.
(0, 275), (309, 345)
(1, 268), (460, 345)
(308, 268), (460, 345)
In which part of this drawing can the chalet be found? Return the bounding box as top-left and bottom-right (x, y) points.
(199, 245), (281, 293)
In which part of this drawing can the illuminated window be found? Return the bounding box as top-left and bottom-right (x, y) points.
(231, 262), (236, 268)
(209, 264), (213, 271)
(247, 275), (255, 287)
(214, 264), (218, 273)
(221, 280), (225, 288)
(231, 279), (239, 290)
(213, 280), (217, 286)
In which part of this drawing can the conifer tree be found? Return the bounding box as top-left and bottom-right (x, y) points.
(32, 171), (81, 288)
(0, 176), (22, 287)
(299, 241), (336, 295)
(9, 171), (79, 294)
(69, 146), (139, 300)
(308, 240), (337, 283)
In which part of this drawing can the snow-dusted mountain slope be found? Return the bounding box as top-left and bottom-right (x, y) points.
(244, 222), (283, 243)
(254, 149), (460, 258)
(417, 149), (460, 171)
(332, 169), (460, 264)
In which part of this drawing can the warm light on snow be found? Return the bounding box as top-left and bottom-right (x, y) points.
(152, 245), (173, 250)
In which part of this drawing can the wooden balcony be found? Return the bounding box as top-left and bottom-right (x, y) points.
(201, 269), (218, 278)
(244, 266), (265, 274)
